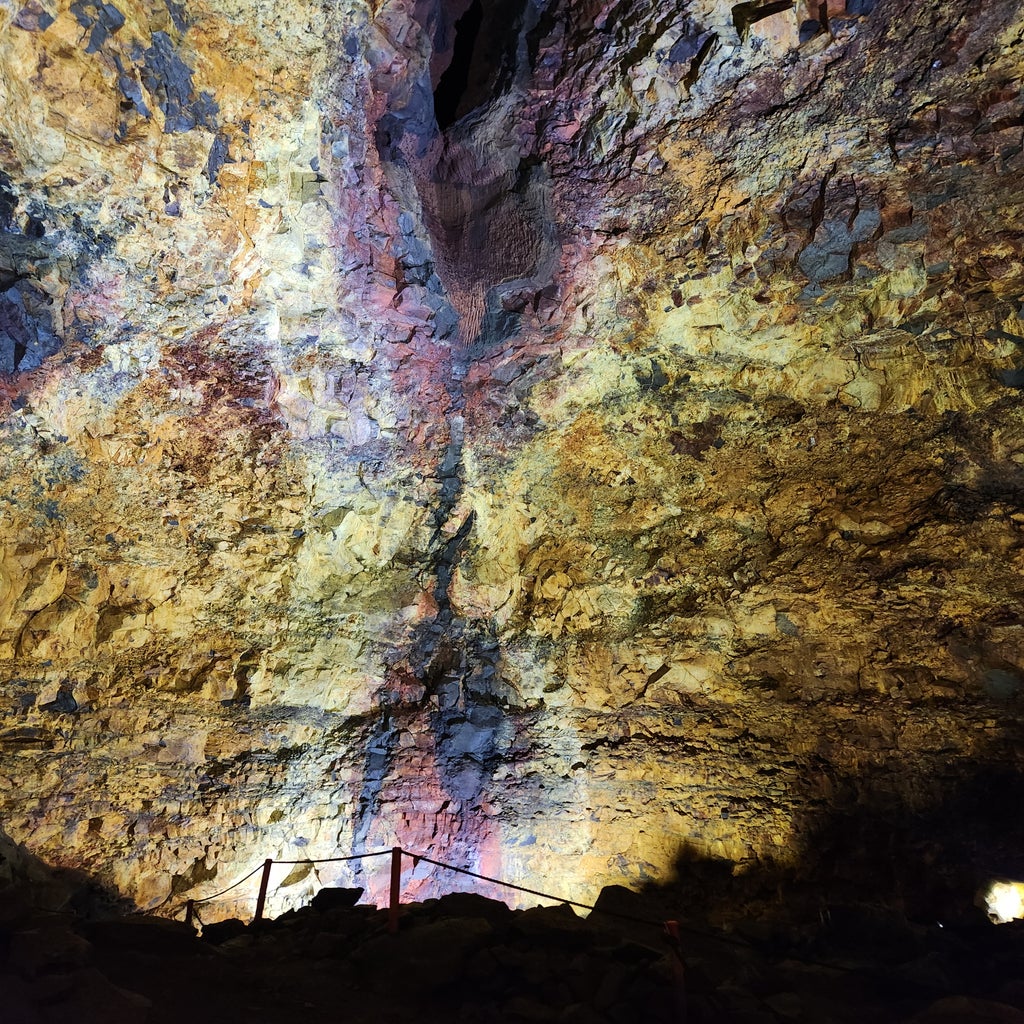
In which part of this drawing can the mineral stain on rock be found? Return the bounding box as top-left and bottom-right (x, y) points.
(0, 176), (61, 373)
(70, 0), (126, 53)
(138, 31), (218, 134)
(0, 283), (59, 373)
(12, 1), (55, 32)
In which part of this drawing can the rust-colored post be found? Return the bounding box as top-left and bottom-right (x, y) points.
(185, 899), (196, 930)
(388, 846), (403, 934)
(253, 858), (273, 926)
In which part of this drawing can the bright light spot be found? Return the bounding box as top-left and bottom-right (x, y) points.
(985, 881), (1024, 924)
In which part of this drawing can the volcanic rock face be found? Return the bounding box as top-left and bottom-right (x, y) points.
(2, 0), (1024, 921)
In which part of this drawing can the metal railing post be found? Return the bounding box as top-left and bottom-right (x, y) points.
(253, 858), (273, 926)
(185, 899), (196, 930)
(388, 846), (403, 934)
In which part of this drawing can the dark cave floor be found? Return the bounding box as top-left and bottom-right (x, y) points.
(5, 877), (1024, 1024)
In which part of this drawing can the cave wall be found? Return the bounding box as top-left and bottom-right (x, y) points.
(1, 0), (1023, 920)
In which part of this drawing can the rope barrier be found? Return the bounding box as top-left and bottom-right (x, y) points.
(167, 839), (959, 1024)
(177, 849), (393, 919)
(400, 848), (768, 952)
(189, 862), (266, 905)
(397, 848), (953, 994)
(185, 850), (392, 905)
(178, 844), (732, 944)
(402, 849), (667, 929)
(273, 850), (393, 865)
(172, 842), (947, 991)
(398, 849), (966, 990)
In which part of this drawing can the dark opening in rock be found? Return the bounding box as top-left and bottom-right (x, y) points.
(433, 0), (484, 129)
(732, 0), (794, 40)
(431, 0), (525, 130)
(799, 18), (821, 43)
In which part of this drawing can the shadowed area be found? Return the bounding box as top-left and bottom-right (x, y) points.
(5, 822), (1024, 1023)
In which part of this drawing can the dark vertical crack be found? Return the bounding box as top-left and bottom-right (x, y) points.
(433, 0), (484, 129)
(351, 0), (556, 861)
(430, 0), (531, 130)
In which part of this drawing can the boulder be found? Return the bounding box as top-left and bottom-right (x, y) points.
(311, 886), (364, 912)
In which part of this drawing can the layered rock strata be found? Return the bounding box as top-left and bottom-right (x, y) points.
(1, 0), (1024, 921)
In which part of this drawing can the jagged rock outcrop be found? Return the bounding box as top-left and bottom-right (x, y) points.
(1, 0), (1024, 925)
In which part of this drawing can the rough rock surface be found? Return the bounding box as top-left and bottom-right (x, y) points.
(1, 0), (1024, 924)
